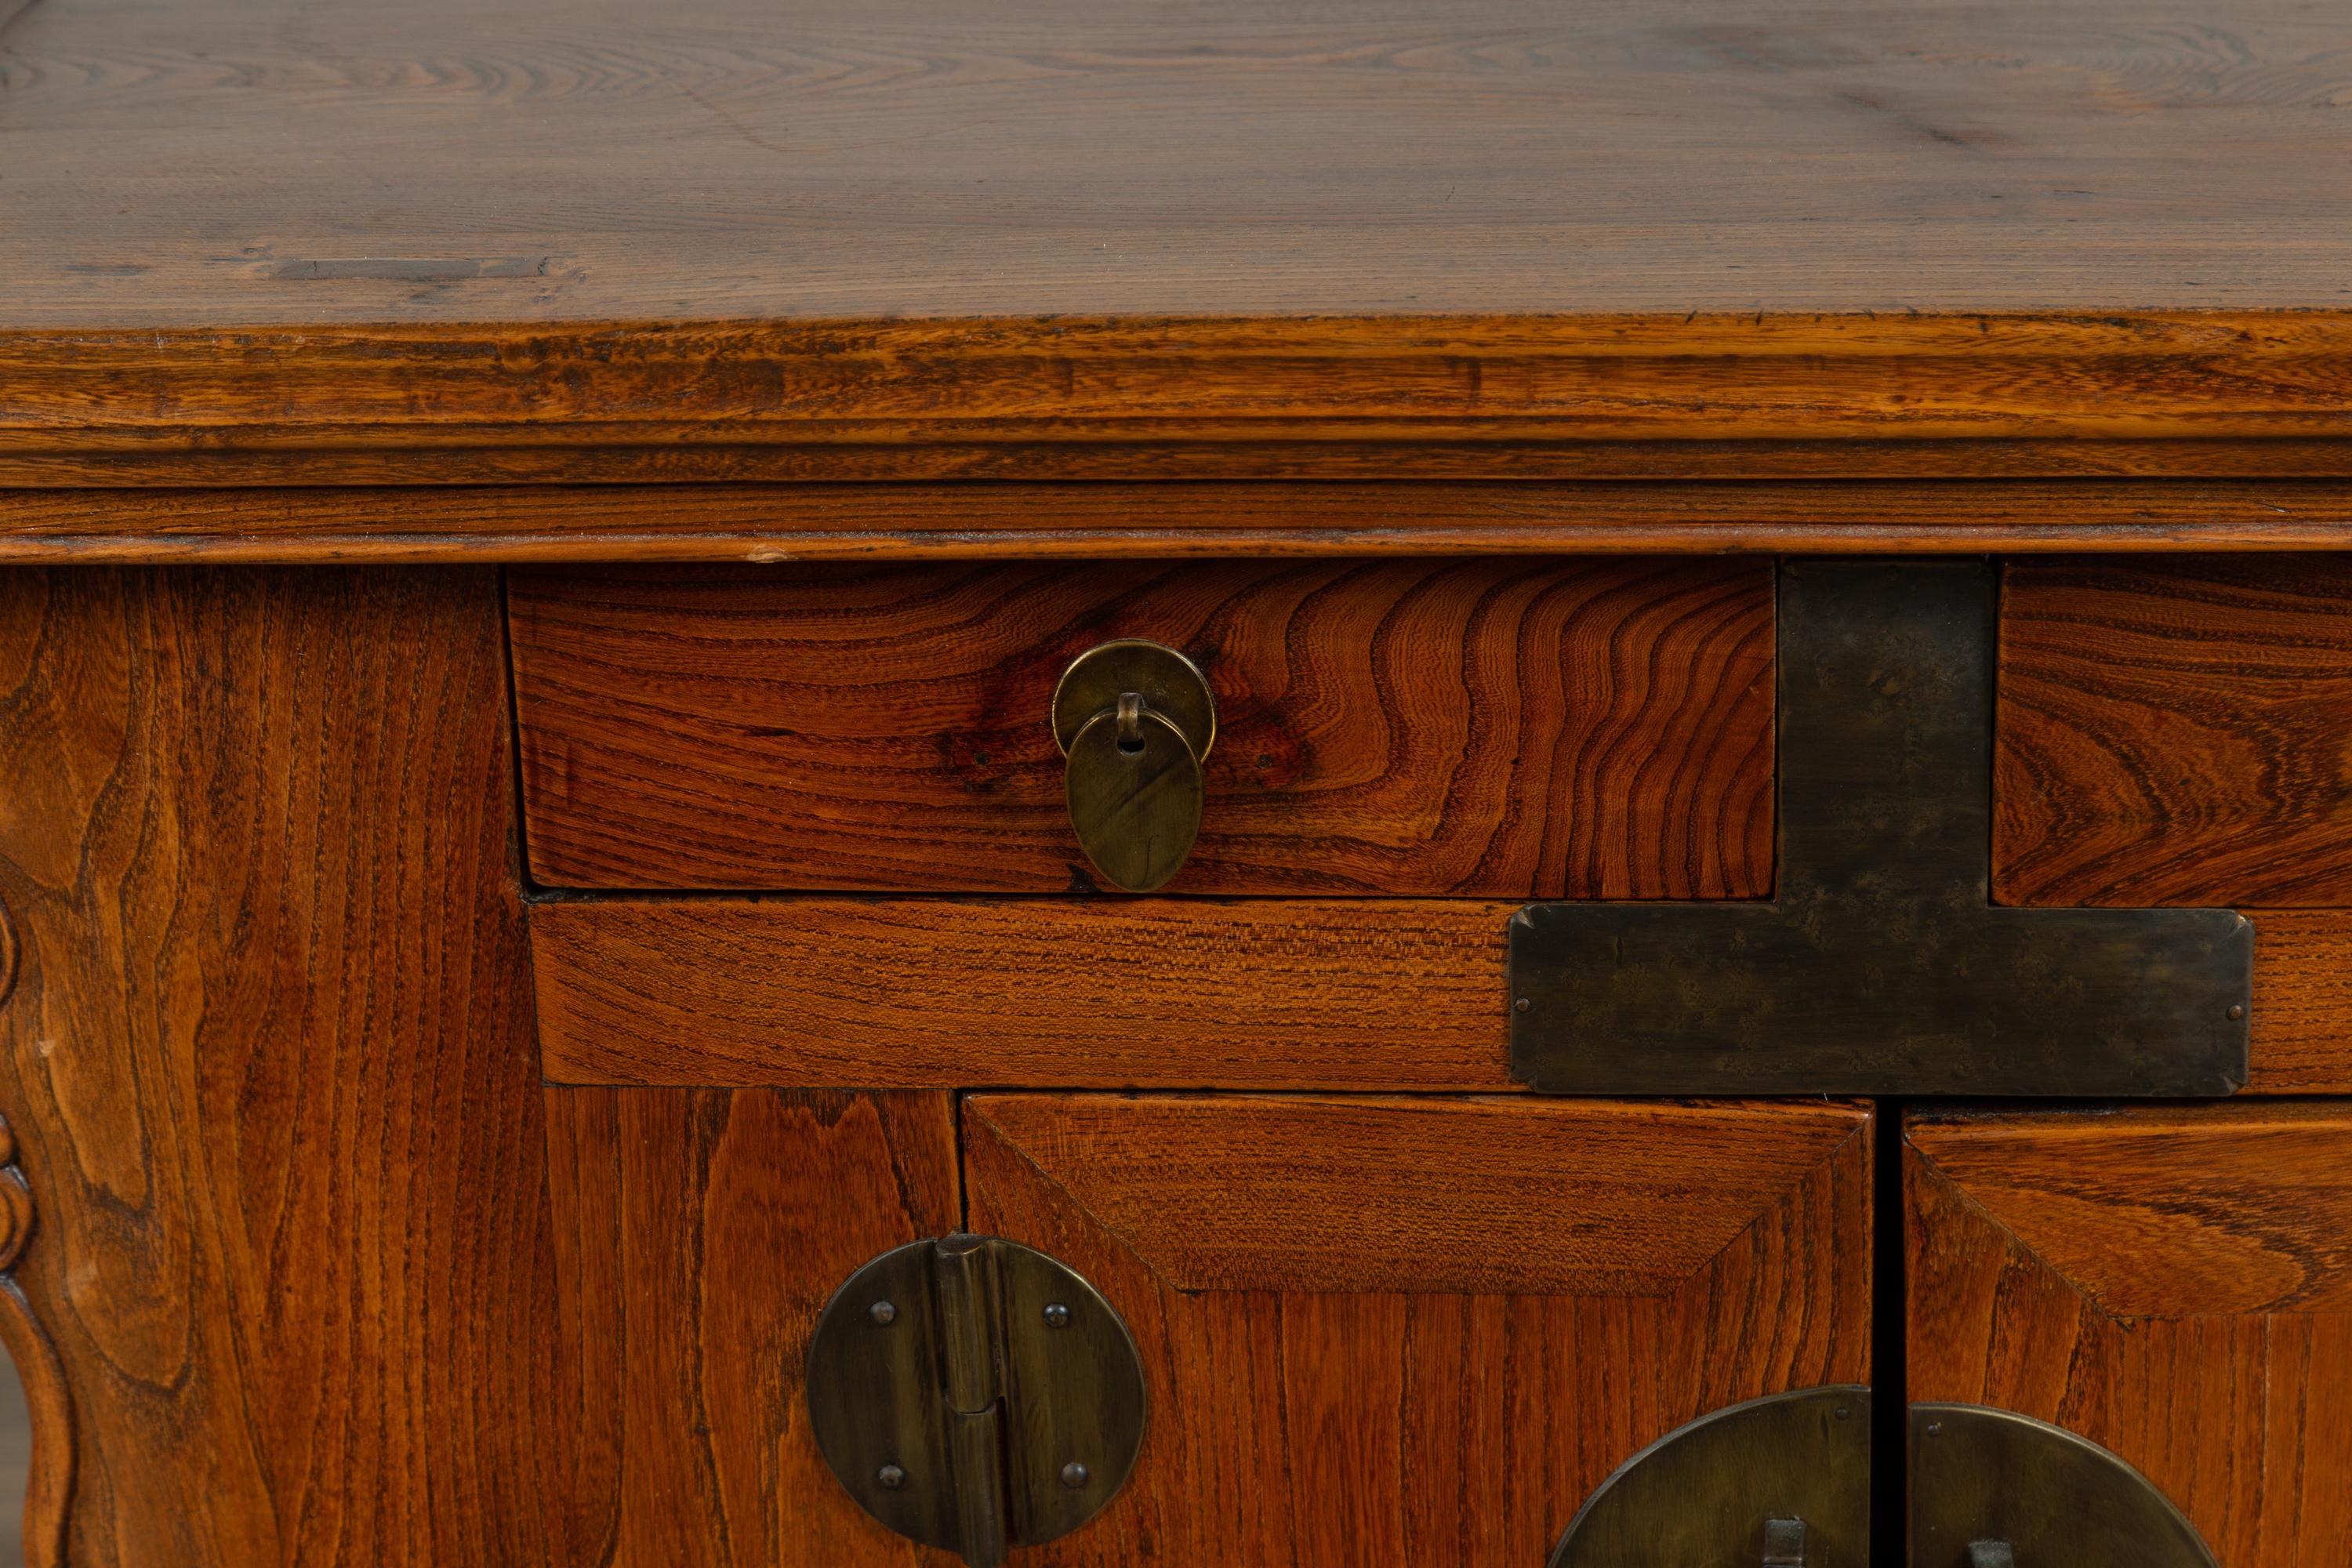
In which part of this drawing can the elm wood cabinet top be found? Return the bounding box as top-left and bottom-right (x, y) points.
(7, 0), (2350, 325)
(8, 0), (2352, 490)
(12, 483), (2352, 564)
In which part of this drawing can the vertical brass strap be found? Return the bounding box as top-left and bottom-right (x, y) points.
(930, 1237), (1012, 1565)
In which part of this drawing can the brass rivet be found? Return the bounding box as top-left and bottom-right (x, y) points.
(2227, 1004), (2246, 1021)
(1060, 1461), (1090, 1489)
(1043, 1301), (1072, 1328)
(877, 1464), (906, 1490)
(869, 1301), (898, 1327)
(1514, 996), (1531, 1013)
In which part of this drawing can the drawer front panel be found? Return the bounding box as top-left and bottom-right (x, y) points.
(509, 557), (1773, 895)
(1997, 554), (2352, 907)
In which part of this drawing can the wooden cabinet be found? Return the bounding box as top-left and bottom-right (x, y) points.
(7, 1), (2352, 1563)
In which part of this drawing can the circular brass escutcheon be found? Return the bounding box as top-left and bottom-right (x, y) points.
(1049, 638), (1215, 761)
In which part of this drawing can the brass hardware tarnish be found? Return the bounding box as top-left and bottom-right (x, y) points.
(1549, 1389), (2217, 1568)
(805, 1235), (1147, 1566)
(1550, 1387), (1870, 1567)
(1510, 558), (2253, 1097)
(1911, 1404), (2217, 1568)
(1053, 639), (1217, 893)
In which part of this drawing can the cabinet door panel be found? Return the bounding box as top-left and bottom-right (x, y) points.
(545, 1087), (962, 1568)
(1908, 1103), (2352, 1568)
(967, 1094), (1872, 1566)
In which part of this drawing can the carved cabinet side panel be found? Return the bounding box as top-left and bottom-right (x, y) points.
(0, 568), (587, 1566)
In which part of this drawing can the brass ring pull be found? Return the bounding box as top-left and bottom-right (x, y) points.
(1051, 639), (1216, 893)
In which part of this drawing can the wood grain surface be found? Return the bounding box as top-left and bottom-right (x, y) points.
(11, 482), (2352, 562)
(967, 1094), (1871, 1566)
(0, 568), (586, 1565)
(964, 1095), (1864, 1297)
(531, 898), (1527, 1090)
(545, 1087), (960, 1567)
(4, 0), (2349, 323)
(1909, 1104), (2352, 1568)
(1910, 1103), (2352, 1317)
(511, 558), (1773, 895)
(1997, 556), (2352, 906)
(529, 898), (2352, 1094)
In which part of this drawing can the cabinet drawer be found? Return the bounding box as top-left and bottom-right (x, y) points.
(508, 557), (1773, 895)
(1996, 554), (2352, 907)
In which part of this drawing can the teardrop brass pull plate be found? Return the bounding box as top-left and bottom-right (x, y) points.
(1052, 640), (1216, 893)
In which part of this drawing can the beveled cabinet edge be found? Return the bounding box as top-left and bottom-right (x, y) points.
(7, 480), (2352, 563)
(9, 311), (2352, 492)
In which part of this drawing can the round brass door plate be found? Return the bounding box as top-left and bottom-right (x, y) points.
(1550, 1386), (1871, 1568)
(1911, 1403), (2218, 1568)
(1049, 638), (1215, 760)
(806, 1235), (1148, 1564)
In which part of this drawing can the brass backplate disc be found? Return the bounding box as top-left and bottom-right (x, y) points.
(805, 1236), (1147, 1561)
(1911, 1404), (2218, 1567)
(1549, 1386), (1871, 1567)
(1050, 638), (1215, 759)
